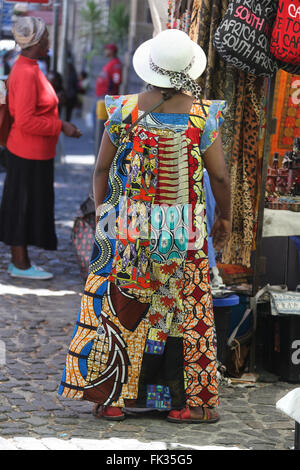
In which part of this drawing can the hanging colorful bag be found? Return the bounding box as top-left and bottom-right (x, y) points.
(0, 79), (12, 147)
(270, 0), (300, 64)
(71, 196), (96, 280)
(270, 0), (300, 75)
(213, 0), (278, 77)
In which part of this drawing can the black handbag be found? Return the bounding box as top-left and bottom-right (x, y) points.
(213, 0), (279, 77)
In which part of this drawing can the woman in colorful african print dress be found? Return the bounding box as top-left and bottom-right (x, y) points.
(59, 29), (231, 423)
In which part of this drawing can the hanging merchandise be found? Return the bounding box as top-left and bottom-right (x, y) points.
(189, 0), (267, 266)
(222, 73), (265, 267)
(167, 0), (193, 33)
(167, 0), (178, 28)
(270, 0), (300, 75)
(189, 0), (202, 43)
(71, 197), (96, 280)
(270, 70), (300, 160)
(197, 0), (230, 99)
(270, 0), (300, 65)
(194, 0), (239, 166)
(213, 0), (278, 77)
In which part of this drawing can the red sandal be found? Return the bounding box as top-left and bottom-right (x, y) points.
(93, 404), (126, 421)
(167, 406), (219, 424)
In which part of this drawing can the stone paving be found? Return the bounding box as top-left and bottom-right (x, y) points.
(0, 123), (298, 451)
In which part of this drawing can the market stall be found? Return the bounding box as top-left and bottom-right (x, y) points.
(148, 0), (300, 382)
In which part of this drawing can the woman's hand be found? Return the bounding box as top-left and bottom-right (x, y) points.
(203, 133), (232, 251)
(210, 216), (231, 251)
(62, 121), (82, 138)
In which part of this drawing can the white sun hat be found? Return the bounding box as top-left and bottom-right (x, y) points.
(133, 29), (207, 93)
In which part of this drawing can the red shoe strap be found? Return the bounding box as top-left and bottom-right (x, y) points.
(103, 406), (124, 417)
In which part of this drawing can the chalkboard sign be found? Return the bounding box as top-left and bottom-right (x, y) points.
(270, 0), (300, 65)
(213, 0), (278, 77)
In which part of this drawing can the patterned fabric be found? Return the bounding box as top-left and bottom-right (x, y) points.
(189, 0), (202, 43)
(59, 93), (226, 410)
(183, 258), (218, 407)
(196, 0), (229, 100)
(167, 0), (193, 32)
(186, 0), (240, 169)
(222, 74), (265, 267)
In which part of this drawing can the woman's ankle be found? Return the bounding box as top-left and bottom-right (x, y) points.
(11, 260), (31, 270)
(11, 245), (31, 270)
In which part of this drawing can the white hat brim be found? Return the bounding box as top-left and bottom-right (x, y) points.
(133, 37), (207, 89)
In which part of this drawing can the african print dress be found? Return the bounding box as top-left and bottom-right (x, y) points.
(59, 94), (226, 410)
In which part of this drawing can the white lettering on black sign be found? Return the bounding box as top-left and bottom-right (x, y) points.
(214, 0), (278, 76)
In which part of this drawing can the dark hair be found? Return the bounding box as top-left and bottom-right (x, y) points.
(146, 84), (182, 100)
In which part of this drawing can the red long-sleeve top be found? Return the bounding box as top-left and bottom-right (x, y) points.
(7, 55), (62, 160)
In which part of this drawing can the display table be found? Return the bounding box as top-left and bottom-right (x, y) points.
(213, 295), (240, 365)
(263, 209), (300, 237)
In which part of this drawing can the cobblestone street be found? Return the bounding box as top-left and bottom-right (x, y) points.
(0, 122), (298, 451)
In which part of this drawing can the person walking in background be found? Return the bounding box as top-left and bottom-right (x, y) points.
(0, 16), (81, 280)
(65, 57), (79, 122)
(59, 29), (231, 424)
(93, 43), (122, 135)
(77, 70), (90, 115)
(78, 70), (90, 96)
(95, 43), (122, 99)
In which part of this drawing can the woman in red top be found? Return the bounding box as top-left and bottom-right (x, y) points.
(95, 44), (122, 98)
(0, 16), (81, 280)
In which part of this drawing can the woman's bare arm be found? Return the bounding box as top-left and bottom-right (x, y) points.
(202, 133), (232, 250)
(93, 130), (117, 223)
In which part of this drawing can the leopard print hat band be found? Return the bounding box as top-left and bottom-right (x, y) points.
(149, 55), (202, 99)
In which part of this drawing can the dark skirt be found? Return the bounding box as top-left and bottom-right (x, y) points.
(0, 149), (57, 250)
